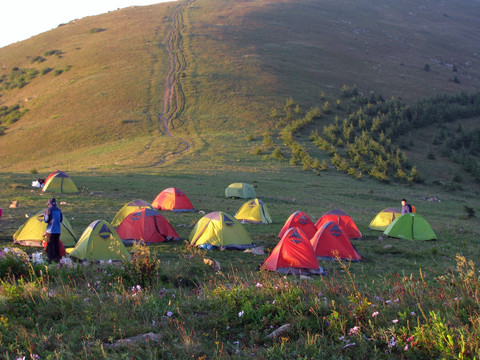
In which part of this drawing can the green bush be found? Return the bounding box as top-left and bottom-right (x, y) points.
(89, 27), (107, 34)
(41, 67), (53, 75)
(0, 248), (42, 280)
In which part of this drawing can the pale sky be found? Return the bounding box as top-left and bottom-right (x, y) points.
(0, 0), (175, 48)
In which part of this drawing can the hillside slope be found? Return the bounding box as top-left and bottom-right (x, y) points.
(0, 0), (479, 172)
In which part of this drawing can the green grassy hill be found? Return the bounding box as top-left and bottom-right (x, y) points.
(1, 1), (480, 357)
(0, 0), (479, 174)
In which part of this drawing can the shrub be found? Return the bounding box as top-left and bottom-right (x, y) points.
(41, 67), (53, 75)
(121, 242), (160, 288)
(0, 248), (42, 280)
(271, 147), (285, 161)
(89, 27), (107, 34)
(463, 206), (475, 218)
(43, 49), (63, 57)
(31, 56), (46, 64)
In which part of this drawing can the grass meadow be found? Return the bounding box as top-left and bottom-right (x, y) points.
(0, 0), (479, 358)
(0, 166), (479, 359)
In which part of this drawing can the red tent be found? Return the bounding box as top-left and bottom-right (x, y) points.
(116, 208), (180, 243)
(278, 211), (317, 239)
(152, 188), (194, 212)
(315, 209), (362, 239)
(311, 221), (362, 261)
(262, 228), (324, 275)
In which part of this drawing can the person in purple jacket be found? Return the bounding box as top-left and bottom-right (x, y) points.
(401, 199), (412, 214)
(44, 197), (63, 263)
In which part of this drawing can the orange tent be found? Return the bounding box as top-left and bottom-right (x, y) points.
(262, 228), (324, 275)
(278, 211), (317, 239)
(116, 208), (180, 244)
(311, 221), (362, 261)
(152, 188), (194, 212)
(315, 209), (362, 239)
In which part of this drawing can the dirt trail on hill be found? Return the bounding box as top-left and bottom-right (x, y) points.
(154, 0), (193, 165)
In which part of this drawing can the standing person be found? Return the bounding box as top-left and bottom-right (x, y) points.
(401, 199), (412, 214)
(44, 197), (63, 263)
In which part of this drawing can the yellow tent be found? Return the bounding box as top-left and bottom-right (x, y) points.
(13, 209), (77, 247)
(42, 171), (78, 193)
(235, 198), (272, 224)
(189, 211), (253, 249)
(111, 199), (155, 227)
(369, 208), (401, 231)
(69, 220), (131, 261)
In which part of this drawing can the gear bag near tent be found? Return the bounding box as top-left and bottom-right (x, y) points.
(369, 208), (402, 231)
(310, 221), (362, 261)
(116, 208), (180, 244)
(235, 198), (272, 224)
(68, 220), (131, 262)
(111, 199), (155, 228)
(13, 209), (77, 247)
(278, 211), (317, 240)
(152, 187), (195, 212)
(189, 211), (254, 250)
(315, 209), (362, 239)
(42, 171), (78, 193)
(383, 213), (437, 241)
(262, 227), (325, 275)
(225, 182), (256, 199)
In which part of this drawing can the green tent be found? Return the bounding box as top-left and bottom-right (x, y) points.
(69, 220), (131, 261)
(383, 213), (436, 241)
(225, 183), (256, 199)
(13, 209), (77, 247)
(189, 211), (253, 249)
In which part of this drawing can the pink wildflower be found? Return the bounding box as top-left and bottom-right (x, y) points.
(372, 311), (379, 317)
(348, 326), (360, 336)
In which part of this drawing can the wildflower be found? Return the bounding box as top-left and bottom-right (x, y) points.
(31, 355), (40, 360)
(226, 326), (230, 330)
(385, 300), (392, 304)
(238, 311), (244, 318)
(388, 337), (397, 348)
(166, 311), (173, 317)
(372, 311), (379, 317)
(404, 344), (409, 351)
(392, 319), (399, 324)
(255, 282), (263, 288)
(348, 326), (360, 336)
(15, 357), (25, 360)
(410, 311), (416, 316)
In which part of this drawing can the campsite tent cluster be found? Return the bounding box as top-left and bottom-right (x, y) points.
(11, 176), (437, 272)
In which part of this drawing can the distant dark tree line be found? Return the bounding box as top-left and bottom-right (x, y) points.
(263, 87), (480, 183)
(434, 126), (480, 182)
(310, 88), (480, 182)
